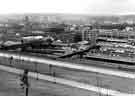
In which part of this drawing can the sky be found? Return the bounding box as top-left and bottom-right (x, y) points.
(0, 0), (135, 15)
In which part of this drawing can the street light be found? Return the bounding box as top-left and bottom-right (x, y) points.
(96, 72), (102, 96)
(20, 69), (29, 96)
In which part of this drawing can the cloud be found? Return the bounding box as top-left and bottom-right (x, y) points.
(0, 0), (134, 15)
(86, 0), (135, 15)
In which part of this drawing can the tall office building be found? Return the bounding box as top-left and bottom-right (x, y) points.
(82, 26), (98, 45)
(24, 16), (31, 32)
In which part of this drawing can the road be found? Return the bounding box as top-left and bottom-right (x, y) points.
(0, 51), (134, 95)
(0, 65), (135, 96)
(0, 51), (134, 79)
(0, 67), (100, 96)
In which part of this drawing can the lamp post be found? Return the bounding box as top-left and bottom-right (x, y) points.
(20, 69), (29, 96)
(96, 73), (102, 96)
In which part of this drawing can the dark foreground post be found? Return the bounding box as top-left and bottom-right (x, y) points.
(20, 69), (29, 96)
(25, 86), (29, 96)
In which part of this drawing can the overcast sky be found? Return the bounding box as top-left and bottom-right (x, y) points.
(0, 0), (135, 15)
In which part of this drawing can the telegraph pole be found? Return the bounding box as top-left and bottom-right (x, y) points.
(96, 73), (102, 96)
(20, 69), (29, 96)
